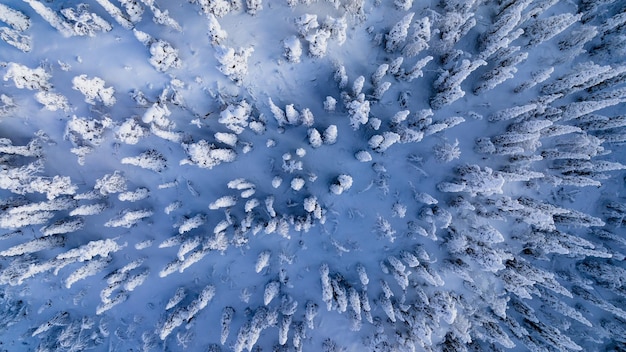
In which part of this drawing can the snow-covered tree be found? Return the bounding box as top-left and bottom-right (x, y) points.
(209, 195), (237, 210)
(0, 94), (15, 117)
(437, 9), (477, 53)
(40, 217), (84, 236)
(182, 140), (236, 169)
(177, 236), (201, 261)
(431, 59), (486, 109)
(515, 67), (554, 92)
(0, 4), (31, 32)
(347, 94), (370, 129)
(215, 46), (254, 84)
(159, 285), (215, 340)
(433, 139), (461, 162)
(65, 116), (113, 160)
(57, 239), (124, 262)
(291, 177), (305, 191)
(70, 203), (107, 217)
(72, 75), (116, 106)
(371, 63), (389, 86)
(117, 188), (150, 202)
(330, 174), (353, 195)
(65, 256), (111, 288)
(92, 0), (133, 29)
(283, 36), (302, 63)
(400, 55), (433, 82)
(245, 0), (262, 15)
(477, 1), (524, 59)
(282, 153), (303, 173)
(374, 216), (396, 242)
(29, 175), (78, 200)
(333, 64), (348, 90)
(438, 164), (505, 196)
(355, 150), (372, 162)
(121, 150), (167, 172)
(321, 97), (336, 114)
(34, 91), (69, 111)
(474, 48), (528, 94)
(525, 13), (582, 46)
(0, 235), (65, 257)
(305, 29), (331, 58)
(489, 103), (537, 122)
(215, 132), (238, 147)
(193, 0), (232, 17)
(562, 98), (625, 121)
(299, 108), (314, 127)
(323, 15), (347, 45)
(254, 250), (271, 273)
(177, 214), (206, 235)
(305, 301), (318, 329)
(219, 100), (252, 134)
(95, 171), (127, 195)
(285, 104), (300, 125)
(147, 39), (181, 72)
(264, 280), (280, 305)
(0, 29), (30, 57)
(542, 62), (611, 96)
(104, 208), (153, 228)
(61, 5), (112, 36)
(23, 0), (73, 36)
(118, 0), (144, 23)
(151, 6), (182, 31)
(559, 25), (598, 56)
(351, 75), (365, 97)
(295, 14), (319, 36)
(384, 58), (402, 80)
(323, 125), (338, 145)
(268, 97), (288, 126)
(278, 313), (292, 345)
(369, 131), (401, 152)
(165, 288), (186, 310)
(372, 81), (391, 100)
(207, 14), (227, 46)
(220, 306), (235, 345)
(386, 13), (414, 52)
(0, 138), (42, 157)
(116, 118), (148, 144)
(403, 16), (430, 57)
(3, 63), (51, 91)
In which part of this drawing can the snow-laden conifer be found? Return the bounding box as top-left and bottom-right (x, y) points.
(215, 46), (254, 84)
(386, 13), (414, 52)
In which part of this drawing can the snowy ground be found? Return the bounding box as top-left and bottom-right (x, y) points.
(0, 0), (625, 351)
